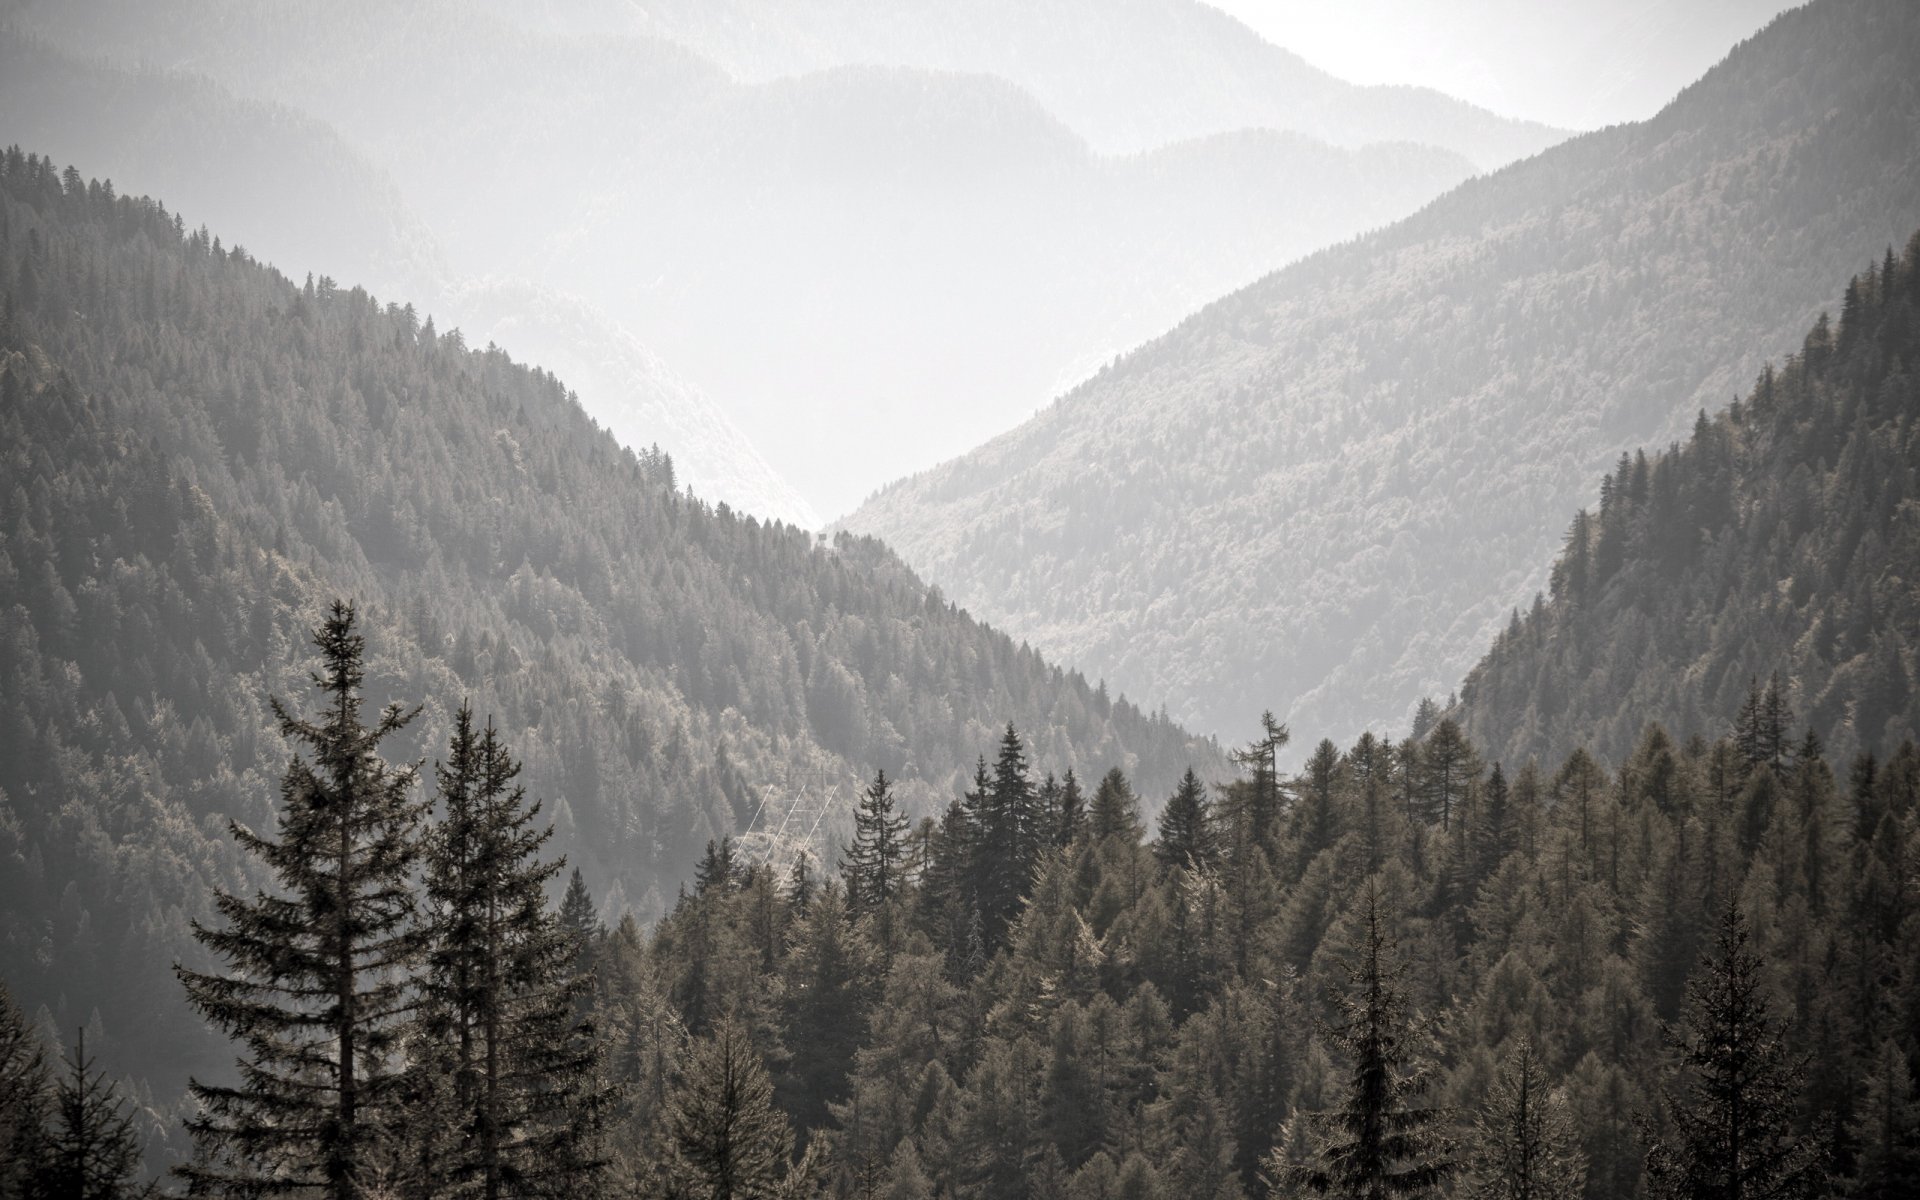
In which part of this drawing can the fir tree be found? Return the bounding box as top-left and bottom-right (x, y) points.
(1089, 767), (1145, 845)
(0, 983), (50, 1200)
(842, 769), (911, 917)
(176, 600), (426, 1200)
(1644, 898), (1827, 1200)
(37, 1028), (156, 1200)
(1460, 1040), (1585, 1200)
(667, 1015), (810, 1200)
(1230, 712), (1290, 850)
(1294, 881), (1452, 1200)
(1154, 769), (1215, 871)
(419, 705), (609, 1200)
(1847, 1037), (1920, 1200)
(1057, 768), (1086, 847)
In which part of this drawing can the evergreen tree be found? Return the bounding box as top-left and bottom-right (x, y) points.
(175, 600), (426, 1200)
(842, 769), (911, 917)
(1090, 767), (1145, 845)
(1644, 899), (1826, 1200)
(1417, 721), (1477, 831)
(36, 1028), (155, 1200)
(1294, 881), (1452, 1199)
(420, 705), (608, 1199)
(1296, 739), (1343, 870)
(1847, 1037), (1920, 1200)
(1057, 769), (1086, 847)
(559, 868), (603, 999)
(1154, 769), (1215, 871)
(0, 983), (50, 1200)
(1230, 712), (1290, 850)
(1460, 1040), (1585, 1200)
(667, 1015), (810, 1200)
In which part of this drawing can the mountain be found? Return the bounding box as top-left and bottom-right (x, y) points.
(1454, 235), (1920, 771)
(0, 150), (1221, 1102)
(0, 29), (820, 527)
(844, 0), (1920, 750)
(485, 0), (1566, 165)
(1235, 0), (1798, 131)
(7, 0), (1531, 517)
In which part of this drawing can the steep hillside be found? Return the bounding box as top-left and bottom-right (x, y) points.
(1455, 236), (1920, 769)
(0, 29), (819, 527)
(0, 152), (1221, 1096)
(8, 0), (1504, 516)
(846, 0), (1920, 750)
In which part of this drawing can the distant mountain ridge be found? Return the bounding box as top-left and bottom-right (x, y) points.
(5, 0), (1551, 517)
(1454, 236), (1920, 770)
(486, 0), (1565, 165)
(844, 0), (1920, 750)
(0, 28), (822, 527)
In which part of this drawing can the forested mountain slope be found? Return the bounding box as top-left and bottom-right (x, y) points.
(846, 0), (1920, 751)
(7, 0), (1508, 516)
(0, 152), (1219, 1100)
(0, 28), (823, 528)
(1456, 236), (1920, 770)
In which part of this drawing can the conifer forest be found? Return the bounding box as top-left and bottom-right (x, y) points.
(2, 3), (1919, 1198)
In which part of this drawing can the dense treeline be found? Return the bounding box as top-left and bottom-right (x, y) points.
(0, 149), (1217, 1118)
(1458, 234), (1920, 770)
(567, 688), (1920, 1199)
(11, 604), (1908, 1199)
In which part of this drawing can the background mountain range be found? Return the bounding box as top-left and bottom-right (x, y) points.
(2, 0), (1564, 519)
(845, 0), (1920, 754)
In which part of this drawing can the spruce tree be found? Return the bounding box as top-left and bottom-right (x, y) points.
(1297, 881), (1452, 1200)
(1, 983), (50, 1200)
(1089, 767), (1145, 845)
(842, 769), (911, 916)
(1644, 898), (1826, 1200)
(420, 705), (608, 1200)
(37, 1028), (156, 1200)
(1460, 1040), (1585, 1200)
(1057, 768), (1086, 847)
(1230, 712), (1290, 850)
(176, 600), (425, 1200)
(1154, 769), (1215, 871)
(667, 1015), (810, 1200)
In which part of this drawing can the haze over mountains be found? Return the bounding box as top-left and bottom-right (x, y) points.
(3, 0), (1563, 519)
(0, 152), (1219, 1102)
(847, 0), (1920, 753)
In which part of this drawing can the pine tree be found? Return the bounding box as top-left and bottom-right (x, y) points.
(1057, 768), (1086, 847)
(1296, 881), (1452, 1199)
(842, 769), (911, 917)
(1460, 1040), (1585, 1200)
(667, 1015), (807, 1200)
(420, 705), (608, 1200)
(1417, 721), (1477, 831)
(1089, 767), (1145, 845)
(1154, 769), (1215, 871)
(1296, 739), (1343, 870)
(694, 838), (740, 896)
(36, 1028), (156, 1200)
(176, 600), (426, 1200)
(1847, 1037), (1920, 1200)
(1644, 898), (1827, 1200)
(1230, 712), (1291, 850)
(0, 983), (50, 1200)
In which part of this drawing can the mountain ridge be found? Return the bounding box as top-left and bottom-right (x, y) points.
(844, 0), (1920, 749)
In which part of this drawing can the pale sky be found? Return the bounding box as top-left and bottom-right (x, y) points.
(1208, 0), (1802, 130)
